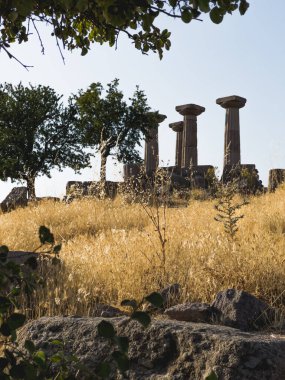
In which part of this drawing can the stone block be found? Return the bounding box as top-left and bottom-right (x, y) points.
(268, 169), (285, 192)
(1, 187), (27, 213)
(165, 302), (218, 323)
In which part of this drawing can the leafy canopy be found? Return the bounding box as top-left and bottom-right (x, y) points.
(0, 0), (250, 66)
(75, 78), (158, 165)
(0, 82), (90, 186)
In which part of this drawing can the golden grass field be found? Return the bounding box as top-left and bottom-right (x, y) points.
(0, 185), (285, 319)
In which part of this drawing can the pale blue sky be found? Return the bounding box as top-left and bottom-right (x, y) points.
(1, 0), (285, 200)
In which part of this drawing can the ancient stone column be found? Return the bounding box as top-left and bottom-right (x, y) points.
(216, 95), (247, 168)
(144, 114), (166, 175)
(169, 121), (184, 170)
(175, 104), (205, 168)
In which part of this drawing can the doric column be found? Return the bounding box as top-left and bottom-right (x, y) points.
(176, 104), (205, 168)
(216, 95), (246, 168)
(169, 121), (184, 170)
(144, 114), (166, 175)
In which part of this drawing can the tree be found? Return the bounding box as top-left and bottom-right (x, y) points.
(0, 83), (90, 200)
(75, 79), (158, 183)
(0, 1), (249, 67)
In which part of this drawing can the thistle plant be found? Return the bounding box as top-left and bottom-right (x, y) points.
(214, 178), (249, 239)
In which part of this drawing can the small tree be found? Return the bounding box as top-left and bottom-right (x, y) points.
(75, 79), (159, 183)
(0, 83), (90, 200)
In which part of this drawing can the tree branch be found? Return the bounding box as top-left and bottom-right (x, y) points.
(0, 44), (33, 70)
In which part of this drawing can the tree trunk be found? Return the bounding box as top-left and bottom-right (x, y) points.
(100, 154), (107, 183)
(99, 153), (108, 198)
(27, 176), (36, 201)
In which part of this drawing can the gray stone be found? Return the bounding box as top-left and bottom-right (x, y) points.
(268, 169), (285, 192)
(160, 283), (181, 307)
(144, 114), (166, 176)
(66, 181), (84, 196)
(18, 316), (285, 379)
(123, 163), (141, 180)
(1, 187), (27, 213)
(176, 103), (205, 169)
(216, 95), (247, 109)
(4, 251), (39, 265)
(37, 197), (60, 202)
(169, 122), (184, 171)
(216, 95), (246, 168)
(165, 302), (218, 323)
(211, 289), (272, 331)
(175, 104), (205, 116)
(93, 304), (126, 318)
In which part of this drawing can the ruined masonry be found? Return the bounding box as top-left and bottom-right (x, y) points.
(63, 95), (284, 197)
(2, 95), (284, 208)
(124, 95), (269, 192)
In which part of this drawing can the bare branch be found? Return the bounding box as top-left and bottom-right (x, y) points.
(31, 18), (45, 54)
(0, 44), (33, 71)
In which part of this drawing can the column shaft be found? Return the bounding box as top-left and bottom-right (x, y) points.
(216, 95), (246, 170)
(145, 126), (159, 174)
(182, 115), (198, 168)
(175, 130), (183, 168)
(224, 107), (241, 166)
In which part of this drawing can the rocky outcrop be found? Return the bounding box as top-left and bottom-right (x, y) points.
(18, 316), (285, 380)
(1, 187), (27, 213)
(211, 289), (272, 331)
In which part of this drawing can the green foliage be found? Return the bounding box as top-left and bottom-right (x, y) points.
(0, 226), (165, 378)
(0, 0), (249, 65)
(0, 83), (91, 200)
(214, 178), (249, 239)
(206, 371), (219, 380)
(96, 291), (163, 377)
(0, 227), (88, 379)
(75, 79), (159, 182)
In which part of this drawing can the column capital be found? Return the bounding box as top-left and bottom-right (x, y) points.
(216, 95), (246, 109)
(169, 121), (184, 133)
(175, 104), (205, 116)
(148, 112), (167, 123)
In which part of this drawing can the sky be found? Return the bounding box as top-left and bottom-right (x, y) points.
(1, 0), (285, 200)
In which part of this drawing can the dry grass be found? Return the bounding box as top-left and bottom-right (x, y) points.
(0, 186), (285, 318)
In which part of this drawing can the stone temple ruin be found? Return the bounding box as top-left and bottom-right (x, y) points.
(123, 95), (264, 193)
(1, 94), (285, 210)
(62, 94), (285, 199)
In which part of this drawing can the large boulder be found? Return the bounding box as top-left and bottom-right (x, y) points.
(211, 289), (272, 331)
(1, 187), (27, 213)
(18, 316), (285, 380)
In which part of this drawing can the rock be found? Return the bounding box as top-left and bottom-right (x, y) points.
(160, 283), (181, 307)
(1, 187), (27, 213)
(65, 180), (119, 199)
(268, 169), (285, 192)
(66, 181), (84, 197)
(211, 289), (272, 331)
(18, 316), (285, 379)
(37, 197), (60, 202)
(93, 304), (126, 318)
(5, 251), (39, 265)
(165, 302), (218, 323)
